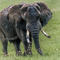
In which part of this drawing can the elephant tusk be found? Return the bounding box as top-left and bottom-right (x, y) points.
(41, 29), (51, 38)
(26, 30), (30, 43)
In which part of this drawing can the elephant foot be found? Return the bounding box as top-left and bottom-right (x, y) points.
(3, 52), (8, 56)
(23, 51), (27, 56)
(16, 51), (22, 56)
(23, 50), (32, 56)
(27, 51), (32, 56)
(27, 48), (32, 55)
(37, 48), (43, 55)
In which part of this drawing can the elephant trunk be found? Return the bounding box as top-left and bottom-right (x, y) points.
(31, 30), (40, 49)
(31, 29), (43, 55)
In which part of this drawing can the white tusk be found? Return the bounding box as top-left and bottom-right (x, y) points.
(41, 29), (51, 38)
(26, 30), (30, 43)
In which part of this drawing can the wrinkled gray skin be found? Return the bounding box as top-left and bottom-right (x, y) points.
(0, 2), (52, 56)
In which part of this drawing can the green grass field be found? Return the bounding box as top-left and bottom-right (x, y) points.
(0, 0), (60, 60)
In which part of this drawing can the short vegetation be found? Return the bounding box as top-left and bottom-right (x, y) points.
(0, 0), (60, 60)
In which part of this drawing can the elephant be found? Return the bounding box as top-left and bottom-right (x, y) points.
(0, 2), (52, 56)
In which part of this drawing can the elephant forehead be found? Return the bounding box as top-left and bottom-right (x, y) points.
(27, 5), (40, 15)
(28, 5), (35, 10)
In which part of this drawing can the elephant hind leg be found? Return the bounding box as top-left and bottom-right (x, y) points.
(1, 39), (8, 56)
(1, 30), (8, 56)
(13, 38), (22, 56)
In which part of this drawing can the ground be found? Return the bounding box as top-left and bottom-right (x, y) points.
(0, 0), (60, 60)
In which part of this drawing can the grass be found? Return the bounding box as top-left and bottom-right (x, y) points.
(0, 0), (60, 60)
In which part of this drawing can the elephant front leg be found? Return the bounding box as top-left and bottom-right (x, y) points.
(19, 30), (30, 56)
(26, 33), (32, 55)
(22, 35), (28, 56)
(15, 27), (31, 56)
(1, 39), (8, 56)
(13, 39), (22, 56)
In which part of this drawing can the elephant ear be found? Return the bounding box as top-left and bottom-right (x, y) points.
(20, 4), (28, 13)
(9, 3), (24, 14)
(20, 4), (28, 19)
(36, 2), (52, 27)
(8, 3), (27, 30)
(8, 3), (25, 21)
